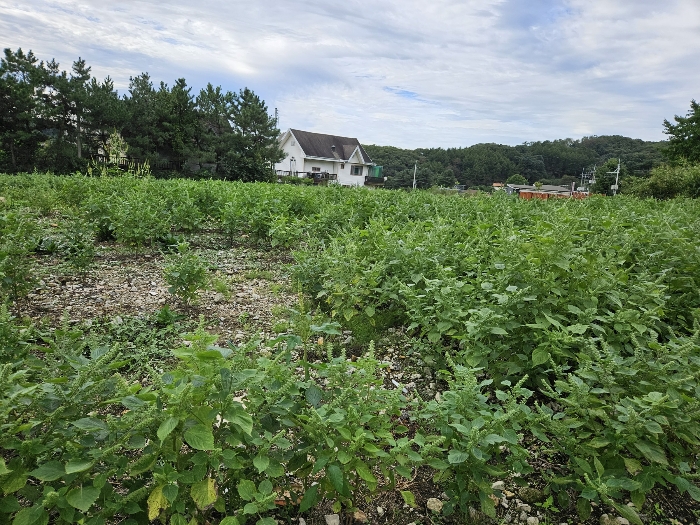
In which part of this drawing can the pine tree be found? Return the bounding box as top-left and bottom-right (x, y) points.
(663, 100), (700, 164)
(222, 88), (283, 182)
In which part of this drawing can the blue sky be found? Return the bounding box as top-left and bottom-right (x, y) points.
(2, 0), (698, 148)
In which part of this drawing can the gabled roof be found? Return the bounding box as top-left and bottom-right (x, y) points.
(288, 129), (373, 163)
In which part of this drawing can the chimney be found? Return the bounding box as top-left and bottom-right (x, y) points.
(331, 145), (335, 152)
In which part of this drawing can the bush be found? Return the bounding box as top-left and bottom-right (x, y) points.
(163, 243), (209, 305)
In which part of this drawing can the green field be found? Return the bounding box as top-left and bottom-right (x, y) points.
(1, 173), (699, 525)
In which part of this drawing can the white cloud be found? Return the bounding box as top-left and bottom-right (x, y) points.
(1, 0), (699, 147)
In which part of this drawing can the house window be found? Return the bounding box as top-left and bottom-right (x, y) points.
(351, 165), (363, 176)
(340, 164), (345, 169)
(291, 140), (295, 146)
(311, 167), (321, 172)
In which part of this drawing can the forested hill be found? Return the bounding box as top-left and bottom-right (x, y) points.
(364, 135), (665, 189)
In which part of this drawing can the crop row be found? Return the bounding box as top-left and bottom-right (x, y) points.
(0, 173), (699, 524)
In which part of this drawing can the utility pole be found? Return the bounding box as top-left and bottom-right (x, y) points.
(607, 159), (621, 196)
(412, 161), (417, 190)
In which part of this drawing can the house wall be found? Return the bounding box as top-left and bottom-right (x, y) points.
(302, 158), (337, 174)
(336, 149), (368, 187)
(274, 133), (306, 173)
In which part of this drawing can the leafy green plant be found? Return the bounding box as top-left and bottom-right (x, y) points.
(61, 217), (96, 274)
(163, 243), (209, 306)
(416, 358), (533, 518)
(0, 211), (40, 301)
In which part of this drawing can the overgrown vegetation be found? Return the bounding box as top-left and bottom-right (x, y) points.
(0, 173), (699, 524)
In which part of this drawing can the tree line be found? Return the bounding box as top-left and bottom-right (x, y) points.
(363, 135), (666, 191)
(0, 48), (283, 180)
(365, 99), (700, 198)
(2, 47), (698, 197)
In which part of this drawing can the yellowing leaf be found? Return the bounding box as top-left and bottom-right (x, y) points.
(191, 478), (217, 510)
(148, 485), (168, 521)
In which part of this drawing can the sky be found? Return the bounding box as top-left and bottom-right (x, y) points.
(2, 0), (699, 149)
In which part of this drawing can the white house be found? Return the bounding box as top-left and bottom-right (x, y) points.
(275, 129), (382, 187)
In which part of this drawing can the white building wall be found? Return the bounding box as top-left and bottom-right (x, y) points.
(336, 150), (368, 187)
(274, 133), (305, 174)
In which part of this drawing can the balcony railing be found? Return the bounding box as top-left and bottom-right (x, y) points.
(276, 170), (338, 184)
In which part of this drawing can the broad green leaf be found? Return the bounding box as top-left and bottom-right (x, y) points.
(447, 450), (469, 464)
(490, 327), (507, 335)
(479, 490), (496, 518)
(687, 484), (700, 502)
(66, 485), (101, 512)
(237, 480), (256, 501)
(633, 440), (668, 465)
(623, 457), (642, 475)
(256, 519), (277, 525)
(224, 407), (253, 436)
(0, 459), (10, 476)
(219, 518), (241, 525)
(327, 464), (345, 494)
(364, 305), (375, 317)
(258, 480), (273, 496)
(243, 502), (258, 514)
(65, 460), (93, 474)
(30, 461), (65, 482)
(253, 455), (269, 474)
(163, 484), (179, 503)
(644, 421), (663, 434)
(158, 417), (179, 443)
(567, 324), (588, 334)
(355, 461), (377, 484)
(576, 498), (592, 520)
(11, 505), (48, 525)
(299, 485), (319, 513)
(426, 458), (449, 470)
(305, 385), (323, 408)
(400, 490), (416, 508)
(191, 478), (217, 510)
(71, 418), (107, 431)
(588, 437), (611, 448)
(337, 450), (352, 464)
(0, 495), (20, 514)
(148, 486), (168, 521)
(532, 347), (550, 366)
(184, 425), (215, 451)
(612, 501), (644, 525)
(396, 465), (413, 479)
(594, 457), (605, 478)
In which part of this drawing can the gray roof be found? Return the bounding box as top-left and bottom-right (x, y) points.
(290, 129), (372, 163)
(507, 184), (571, 193)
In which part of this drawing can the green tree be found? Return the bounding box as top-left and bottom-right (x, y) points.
(194, 83), (237, 174)
(220, 88), (283, 182)
(84, 76), (127, 160)
(663, 99), (700, 163)
(0, 48), (45, 172)
(506, 174), (528, 185)
(123, 73), (159, 161)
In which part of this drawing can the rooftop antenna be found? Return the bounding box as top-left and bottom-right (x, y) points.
(274, 108), (279, 128)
